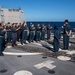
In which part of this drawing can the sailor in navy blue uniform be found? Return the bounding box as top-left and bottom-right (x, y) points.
(18, 23), (23, 41)
(29, 24), (35, 43)
(41, 24), (46, 41)
(11, 23), (20, 46)
(53, 26), (61, 52)
(1, 23), (6, 49)
(15, 23), (19, 41)
(47, 24), (52, 40)
(21, 22), (28, 44)
(6, 22), (11, 42)
(0, 23), (6, 56)
(36, 24), (41, 42)
(62, 20), (72, 50)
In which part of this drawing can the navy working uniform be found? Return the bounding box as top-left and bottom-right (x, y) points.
(6, 25), (11, 42)
(2, 25), (6, 50)
(63, 24), (72, 49)
(11, 25), (17, 46)
(29, 24), (35, 43)
(21, 25), (28, 44)
(15, 24), (20, 41)
(53, 26), (61, 52)
(0, 27), (5, 56)
(17, 25), (22, 41)
(47, 24), (52, 40)
(16, 25), (20, 41)
(36, 24), (41, 42)
(41, 25), (46, 40)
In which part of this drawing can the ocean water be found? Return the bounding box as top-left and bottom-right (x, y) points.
(26, 22), (75, 32)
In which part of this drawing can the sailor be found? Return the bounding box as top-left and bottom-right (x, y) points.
(1, 23), (6, 49)
(36, 24), (41, 42)
(11, 23), (20, 47)
(41, 24), (46, 41)
(0, 23), (6, 56)
(47, 24), (52, 40)
(62, 20), (72, 50)
(53, 26), (61, 52)
(18, 23), (23, 41)
(6, 22), (11, 42)
(15, 23), (19, 41)
(29, 24), (35, 43)
(21, 22), (28, 45)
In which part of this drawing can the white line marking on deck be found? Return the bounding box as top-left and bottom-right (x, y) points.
(3, 52), (42, 56)
(34, 60), (56, 69)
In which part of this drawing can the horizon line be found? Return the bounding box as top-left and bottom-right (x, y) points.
(26, 21), (75, 22)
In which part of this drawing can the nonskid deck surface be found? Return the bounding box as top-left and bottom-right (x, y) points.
(0, 38), (75, 75)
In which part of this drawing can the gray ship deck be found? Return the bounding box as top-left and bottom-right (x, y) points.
(0, 38), (75, 75)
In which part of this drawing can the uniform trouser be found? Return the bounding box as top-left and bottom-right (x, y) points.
(17, 30), (19, 41)
(47, 30), (51, 40)
(41, 31), (45, 40)
(53, 39), (60, 52)
(2, 35), (6, 51)
(20, 30), (23, 40)
(36, 31), (40, 41)
(17, 30), (22, 41)
(21, 32), (27, 44)
(0, 38), (4, 54)
(29, 31), (35, 42)
(12, 33), (17, 46)
(7, 32), (11, 42)
(63, 34), (69, 49)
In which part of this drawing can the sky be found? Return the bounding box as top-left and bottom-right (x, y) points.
(0, 0), (75, 21)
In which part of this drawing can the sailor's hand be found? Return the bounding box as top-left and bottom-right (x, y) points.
(66, 31), (72, 36)
(19, 27), (20, 29)
(50, 27), (52, 29)
(67, 34), (70, 36)
(16, 29), (19, 30)
(62, 26), (64, 28)
(64, 24), (65, 26)
(24, 30), (27, 31)
(66, 32), (71, 36)
(62, 24), (65, 28)
(67, 33), (71, 36)
(73, 28), (75, 30)
(3, 29), (7, 32)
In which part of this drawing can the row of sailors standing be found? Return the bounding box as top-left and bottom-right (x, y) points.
(2, 22), (52, 46)
(0, 20), (73, 56)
